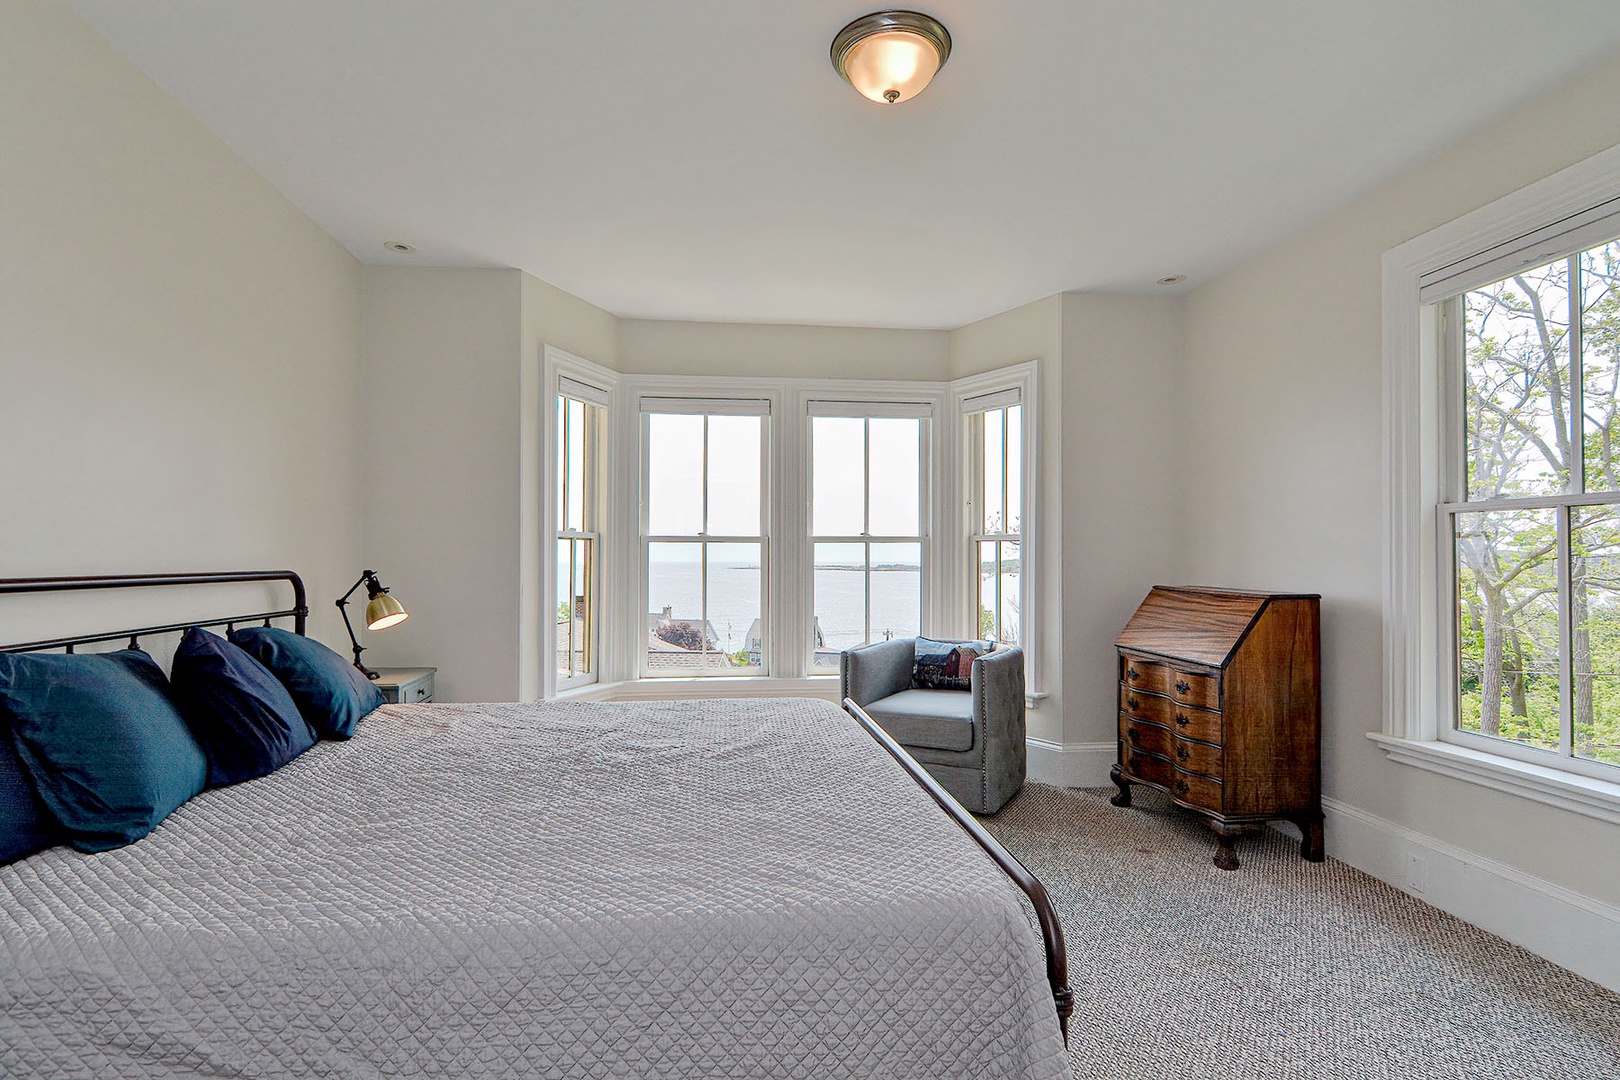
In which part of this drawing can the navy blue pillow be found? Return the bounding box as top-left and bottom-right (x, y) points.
(0, 649), (207, 853)
(912, 636), (996, 691)
(170, 627), (318, 787)
(228, 627), (383, 739)
(0, 715), (61, 865)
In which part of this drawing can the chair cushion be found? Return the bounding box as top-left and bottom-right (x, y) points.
(864, 689), (976, 752)
(170, 627), (318, 787)
(912, 636), (995, 691)
(0, 649), (207, 853)
(228, 627), (383, 740)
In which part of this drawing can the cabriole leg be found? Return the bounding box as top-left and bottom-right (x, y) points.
(1108, 764), (1132, 807)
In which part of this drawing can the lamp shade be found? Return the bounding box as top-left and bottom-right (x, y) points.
(365, 591), (408, 631)
(832, 11), (951, 104)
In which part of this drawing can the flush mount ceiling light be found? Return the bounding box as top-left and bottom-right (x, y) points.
(831, 10), (951, 105)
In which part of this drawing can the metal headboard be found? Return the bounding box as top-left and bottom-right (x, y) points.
(0, 571), (308, 654)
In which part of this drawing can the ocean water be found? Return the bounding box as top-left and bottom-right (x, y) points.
(647, 562), (920, 655)
(646, 560), (1019, 661)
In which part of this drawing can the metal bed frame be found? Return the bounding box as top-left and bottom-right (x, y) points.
(0, 571), (1072, 1046)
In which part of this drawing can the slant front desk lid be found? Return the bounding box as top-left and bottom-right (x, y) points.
(1115, 586), (1316, 668)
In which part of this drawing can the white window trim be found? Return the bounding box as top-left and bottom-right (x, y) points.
(951, 361), (1043, 704)
(541, 346), (618, 699)
(1380, 140), (1620, 824)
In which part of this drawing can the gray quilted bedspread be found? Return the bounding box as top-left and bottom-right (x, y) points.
(1, 698), (1067, 1079)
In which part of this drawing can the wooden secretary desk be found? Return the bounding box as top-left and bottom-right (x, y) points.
(1111, 586), (1322, 870)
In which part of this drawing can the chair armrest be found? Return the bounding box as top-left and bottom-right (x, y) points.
(972, 647), (1027, 751)
(841, 638), (916, 707)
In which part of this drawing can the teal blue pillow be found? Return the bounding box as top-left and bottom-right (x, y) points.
(912, 636), (996, 691)
(0, 715), (61, 865)
(171, 627), (317, 787)
(228, 627), (383, 739)
(0, 649), (207, 853)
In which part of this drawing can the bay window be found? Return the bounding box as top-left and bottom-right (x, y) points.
(554, 386), (603, 689)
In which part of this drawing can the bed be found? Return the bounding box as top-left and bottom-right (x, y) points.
(0, 572), (1071, 1078)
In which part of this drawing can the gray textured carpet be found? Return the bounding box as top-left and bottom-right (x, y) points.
(979, 783), (1620, 1080)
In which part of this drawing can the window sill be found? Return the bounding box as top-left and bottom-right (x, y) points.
(1367, 733), (1620, 826)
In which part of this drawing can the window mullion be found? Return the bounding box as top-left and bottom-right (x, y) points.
(1557, 505), (1574, 759)
(1570, 255), (1585, 496)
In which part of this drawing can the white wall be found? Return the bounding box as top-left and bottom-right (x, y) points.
(618, 319), (950, 380)
(0, 0), (362, 654)
(357, 269), (524, 702)
(1179, 52), (1620, 905)
(1059, 295), (1183, 757)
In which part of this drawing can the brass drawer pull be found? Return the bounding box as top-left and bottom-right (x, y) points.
(1175, 713), (1190, 728)
(1174, 779), (1189, 796)
(1126, 667), (1139, 680)
(1175, 679), (1191, 695)
(1127, 696), (1140, 710)
(1126, 726), (1138, 744)
(1175, 745), (1189, 762)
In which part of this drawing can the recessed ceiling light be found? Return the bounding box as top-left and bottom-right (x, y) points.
(831, 10), (951, 104)
(383, 240), (416, 254)
(1156, 275), (1187, 286)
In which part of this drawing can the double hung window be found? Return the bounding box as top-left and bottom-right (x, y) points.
(555, 389), (602, 688)
(1438, 225), (1620, 777)
(967, 393), (1024, 645)
(808, 405), (927, 668)
(642, 400), (767, 676)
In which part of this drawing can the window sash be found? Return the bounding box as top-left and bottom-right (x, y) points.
(640, 409), (769, 678)
(968, 405), (1023, 647)
(555, 395), (603, 688)
(1440, 238), (1620, 778)
(808, 413), (928, 666)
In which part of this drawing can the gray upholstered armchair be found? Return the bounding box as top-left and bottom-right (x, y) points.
(841, 638), (1026, 814)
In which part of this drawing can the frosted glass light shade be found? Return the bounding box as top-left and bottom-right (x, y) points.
(832, 11), (951, 105)
(365, 592), (408, 631)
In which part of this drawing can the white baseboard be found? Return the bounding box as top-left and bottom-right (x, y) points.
(1317, 797), (1620, 993)
(1025, 739), (1116, 788)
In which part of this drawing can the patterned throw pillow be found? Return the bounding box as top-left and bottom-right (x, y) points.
(912, 637), (996, 691)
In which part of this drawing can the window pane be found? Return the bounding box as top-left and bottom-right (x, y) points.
(868, 418), (921, 536)
(977, 540), (1000, 641)
(813, 417), (866, 536)
(706, 542), (762, 673)
(998, 540), (1022, 644)
(1571, 506), (1620, 768)
(1454, 508), (1560, 753)
(647, 541), (704, 674)
(555, 398), (567, 527)
(566, 398), (586, 531)
(1005, 404), (1023, 535)
(1463, 259), (1574, 500)
(706, 415), (762, 537)
(870, 542), (921, 645)
(981, 410), (1004, 532)
(815, 542), (867, 666)
(647, 414), (704, 535)
(556, 537), (575, 681)
(1582, 239), (1620, 494)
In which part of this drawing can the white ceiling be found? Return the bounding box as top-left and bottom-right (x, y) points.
(74, 1), (1620, 329)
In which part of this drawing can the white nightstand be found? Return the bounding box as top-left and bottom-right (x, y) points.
(372, 667), (436, 704)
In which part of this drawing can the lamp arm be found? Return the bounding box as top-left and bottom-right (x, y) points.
(335, 570), (380, 680)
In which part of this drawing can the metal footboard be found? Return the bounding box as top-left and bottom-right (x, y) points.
(844, 698), (1075, 1045)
